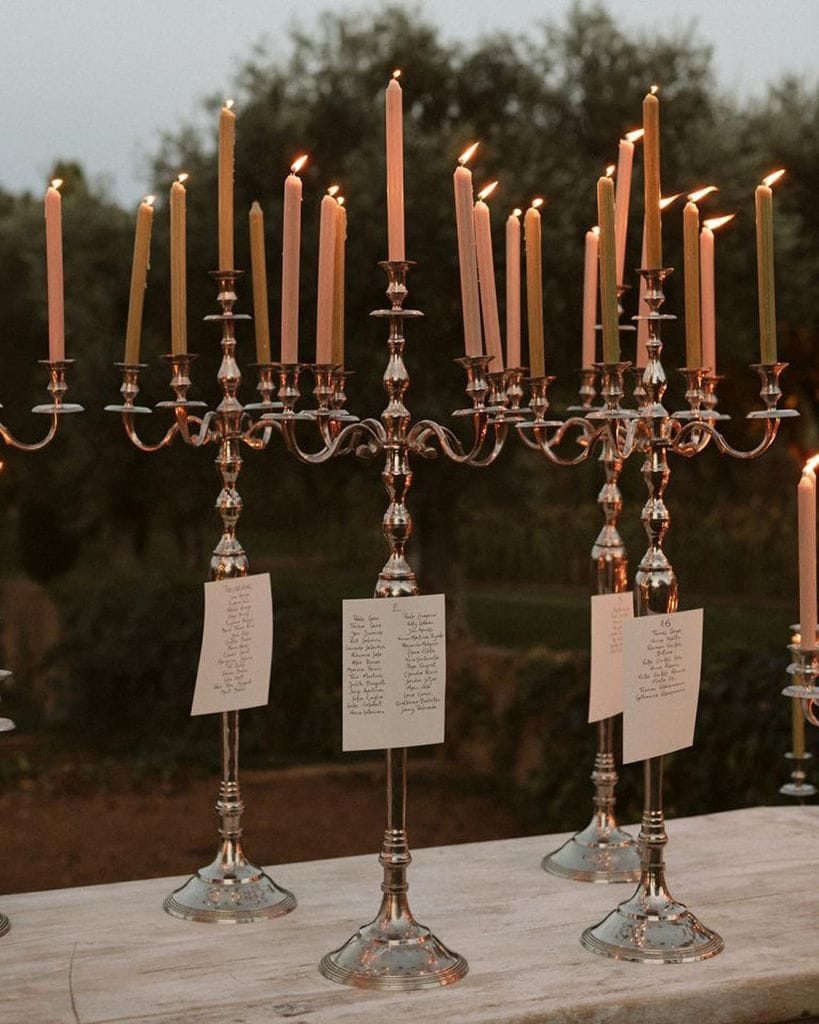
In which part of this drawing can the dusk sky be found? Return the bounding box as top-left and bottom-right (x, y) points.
(2, 0), (817, 204)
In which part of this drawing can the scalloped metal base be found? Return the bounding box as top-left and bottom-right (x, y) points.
(319, 917), (468, 990)
(542, 819), (640, 883)
(581, 888), (724, 963)
(163, 860), (296, 924)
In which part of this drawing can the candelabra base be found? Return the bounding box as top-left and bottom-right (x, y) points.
(542, 818), (640, 883)
(319, 902), (468, 990)
(580, 886), (724, 963)
(163, 850), (296, 924)
(0, 914), (9, 938)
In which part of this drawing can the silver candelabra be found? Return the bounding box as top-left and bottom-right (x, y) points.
(0, 358), (83, 935)
(106, 270), (296, 924)
(273, 259), (520, 989)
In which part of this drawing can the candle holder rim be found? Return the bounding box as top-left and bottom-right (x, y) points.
(747, 408), (799, 420)
(203, 312), (253, 323)
(103, 403), (152, 414)
(208, 268), (245, 279)
(38, 358), (75, 368)
(155, 399), (208, 409)
(32, 402), (84, 415)
(160, 352), (200, 363)
(114, 361), (149, 371)
(377, 259), (417, 270)
(370, 308), (423, 320)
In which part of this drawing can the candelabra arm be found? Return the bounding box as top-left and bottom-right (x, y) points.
(0, 415), (59, 452)
(672, 415), (781, 461)
(0, 359), (83, 450)
(523, 415), (603, 465)
(408, 415), (489, 464)
(281, 416), (384, 465)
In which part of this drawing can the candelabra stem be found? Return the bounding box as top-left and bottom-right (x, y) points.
(543, 430), (639, 882)
(163, 270), (295, 924)
(319, 260), (467, 989)
(581, 268), (723, 962)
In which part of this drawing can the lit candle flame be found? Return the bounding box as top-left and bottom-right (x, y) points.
(50, 179), (63, 191)
(605, 164), (616, 178)
(477, 181), (498, 201)
(703, 214), (735, 232)
(531, 197), (544, 209)
(144, 195), (155, 206)
(650, 84), (659, 95)
(625, 128), (645, 143)
(177, 173), (189, 184)
(291, 154), (308, 174)
(763, 168), (786, 188)
(458, 142), (479, 166)
(659, 192), (683, 211)
(327, 185), (340, 197)
(225, 99), (235, 110)
(512, 207), (522, 218)
(687, 185), (718, 204)
(337, 196), (346, 207)
(805, 454), (819, 474)
(392, 69), (402, 80)
(591, 225), (600, 236)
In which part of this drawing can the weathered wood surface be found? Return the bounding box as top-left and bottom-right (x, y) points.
(2, 805), (817, 1024)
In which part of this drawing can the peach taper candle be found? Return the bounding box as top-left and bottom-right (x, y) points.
(44, 179), (65, 362)
(315, 189), (338, 364)
(218, 101), (236, 271)
(505, 208), (521, 368)
(385, 71), (405, 262)
(524, 198), (545, 377)
(615, 128), (643, 286)
(453, 143), (482, 357)
(124, 195), (155, 365)
(281, 155), (307, 364)
(332, 196), (347, 367)
(798, 456), (819, 652)
(474, 182), (503, 371)
(582, 226), (599, 370)
(700, 214), (735, 374)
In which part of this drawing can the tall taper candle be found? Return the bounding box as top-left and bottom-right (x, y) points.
(798, 461), (817, 652)
(332, 198), (347, 367)
(597, 176), (619, 364)
(453, 145), (483, 357)
(700, 223), (715, 373)
(524, 199), (545, 377)
(170, 175), (188, 355)
(474, 185), (503, 371)
(249, 201), (271, 364)
(505, 209), (521, 368)
(218, 101), (236, 271)
(386, 72), (405, 262)
(124, 195), (155, 365)
(614, 130), (642, 286)
(582, 226), (599, 370)
(281, 156), (306, 364)
(683, 199), (702, 368)
(755, 170), (784, 364)
(315, 191), (338, 364)
(635, 224), (649, 368)
(44, 180), (65, 362)
(643, 89), (662, 269)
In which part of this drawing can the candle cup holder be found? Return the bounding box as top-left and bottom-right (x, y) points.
(700, 373), (730, 422)
(108, 270), (296, 924)
(244, 362), (282, 413)
(567, 368), (598, 412)
(270, 363), (304, 418)
(780, 626), (816, 798)
(748, 363), (798, 420)
(505, 366), (528, 414)
(104, 363), (152, 415)
(31, 360), (84, 415)
(782, 644), (819, 723)
(672, 367), (708, 420)
(452, 355), (493, 416)
(486, 369), (511, 414)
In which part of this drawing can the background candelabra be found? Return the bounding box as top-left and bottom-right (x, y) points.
(516, 264), (792, 961)
(106, 269), (296, 924)
(0, 357), (83, 934)
(779, 625), (816, 798)
(783, 630), (819, 774)
(271, 259), (518, 990)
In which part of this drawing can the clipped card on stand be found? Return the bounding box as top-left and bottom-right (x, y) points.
(589, 591), (634, 722)
(622, 609), (704, 764)
(342, 594), (446, 751)
(191, 574), (273, 716)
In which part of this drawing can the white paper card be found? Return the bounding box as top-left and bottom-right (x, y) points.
(342, 594), (446, 751)
(191, 574), (273, 716)
(622, 609), (704, 764)
(589, 591), (634, 723)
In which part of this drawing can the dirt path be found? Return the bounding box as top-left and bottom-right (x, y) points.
(1, 761), (525, 894)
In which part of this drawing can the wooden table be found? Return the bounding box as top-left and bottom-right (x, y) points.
(3, 805), (818, 1023)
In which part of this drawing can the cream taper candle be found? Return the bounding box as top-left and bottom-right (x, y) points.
(474, 182), (503, 371)
(45, 179), (65, 362)
(386, 71), (405, 262)
(124, 195), (155, 365)
(453, 143), (482, 357)
(505, 208), (521, 369)
(524, 198), (545, 378)
(249, 201), (271, 364)
(218, 101), (236, 271)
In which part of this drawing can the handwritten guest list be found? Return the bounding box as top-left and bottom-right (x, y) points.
(342, 594), (446, 751)
(622, 609), (703, 764)
(191, 574), (273, 716)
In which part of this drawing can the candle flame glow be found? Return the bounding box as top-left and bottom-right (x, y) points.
(531, 197), (544, 209)
(512, 207), (522, 218)
(337, 196), (346, 207)
(392, 69), (402, 80)
(225, 99), (235, 110)
(763, 168), (786, 188)
(703, 214), (735, 232)
(804, 454), (819, 474)
(687, 185), (718, 204)
(177, 173), (189, 184)
(144, 195), (155, 206)
(291, 155), (308, 174)
(650, 84), (659, 95)
(592, 225), (600, 235)
(458, 142), (479, 166)
(50, 179), (63, 191)
(477, 181), (498, 201)
(327, 185), (340, 197)
(659, 192), (683, 211)
(625, 128), (645, 143)
(605, 164), (616, 177)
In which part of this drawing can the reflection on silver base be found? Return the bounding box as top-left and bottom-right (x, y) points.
(163, 853), (296, 924)
(319, 906), (468, 990)
(580, 888), (724, 963)
(543, 818), (640, 883)
(0, 914), (10, 938)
